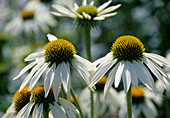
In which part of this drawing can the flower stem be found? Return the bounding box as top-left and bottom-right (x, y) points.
(70, 88), (84, 118)
(83, 26), (94, 118)
(43, 106), (49, 118)
(126, 86), (132, 118)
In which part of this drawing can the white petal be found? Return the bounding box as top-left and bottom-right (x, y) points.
(82, 0), (87, 6)
(72, 60), (90, 85)
(13, 60), (37, 80)
(90, 1), (94, 6)
(60, 62), (70, 93)
(142, 102), (155, 118)
(147, 58), (170, 83)
(44, 63), (56, 97)
(29, 63), (49, 91)
(32, 104), (38, 118)
(19, 60), (44, 91)
(50, 103), (67, 118)
(59, 98), (79, 114)
(53, 65), (61, 101)
(97, 0), (112, 12)
(98, 12), (117, 18)
(90, 60), (116, 88)
(37, 104), (43, 118)
(104, 63), (119, 97)
(82, 12), (91, 20)
(144, 53), (170, 66)
(24, 52), (44, 62)
(93, 16), (105, 20)
(47, 34), (58, 42)
(133, 61), (156, 92)
(73, 3), (79, 10)
(143, 58), (166, 87)
(115, 62), (125, 88)
(98, 4), (121, 16)
(51, 11), (63, 16)
(128, 61), (138, 89)
(123, 61), (131, 93)
(74, 55), (91, 67)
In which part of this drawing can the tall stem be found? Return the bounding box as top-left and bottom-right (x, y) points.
(70, 88), (84, 118)
(43, 105), (49, 118)
(83, 26), (94, 118)
(126, 86), (132, 118)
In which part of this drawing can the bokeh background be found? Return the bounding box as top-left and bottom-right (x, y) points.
(0, 0), (170, 117)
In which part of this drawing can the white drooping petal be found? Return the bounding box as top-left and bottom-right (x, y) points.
(90, 60), (116, 88)
(19, 60), (44, 91)
(82, 0), (87, 6)
(13, 60), (38, 80)
(98, 4), (121, 16)
(52, 5), (76, 17)
(93, 16), (105, 20)
(123, 61), (131, 93)
(36, 104), (43, 118)
(51, 11), (63, 16)
(32, 104), (38, 118)
(142, 102), (155, 118)
(143, 58), (166, 87)
(47, 34), (58, 42)
(60, 62), (70, 93)
(44, 63), (56, 97)
(133, 61), (156, 92)
(29, 63), (49, 91)
(98, 12), (117, 18)
(72, 60), (90, 85)
(49, 103), (67, 118)
(53, 65), (61, 101)
(115, 62), (125, 88)
(128, 61), (138, 89)
(144, 53), (170, 66)
(104, 63), (119, 97)
(97, 0), (112, 12)
(24, 52), (44, 62)
(17, 102), (34, 118)
(59, 98), (80, 114)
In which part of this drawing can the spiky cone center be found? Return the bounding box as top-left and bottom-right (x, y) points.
(76, 5), (98, 18)
(32, 85), (55, 104)
(95, 76), (107, 91)
(13, 86), (31, 112)
(111, 36), (145, 62)
(20, 11), (35, 20)
(131, 86), (145, 104)
(44, 39), (76, 66)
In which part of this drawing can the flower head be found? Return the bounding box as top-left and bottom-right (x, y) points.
(13, 86), (31, 112)
(90, 35), (170, 96)
(16, 85), (80, 118)
(51, 0), (121, 27)
(13, 34), (91, 101)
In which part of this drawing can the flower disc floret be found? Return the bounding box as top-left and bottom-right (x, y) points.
(131, 86), (145, 104)
(111, 36), (145, 62)
(20, 11), (35, 20)
(32, 85), (55, 104)
(44, 39), (76, 66)
(76, 5), (98, 18)
(13, 86), (31, 112)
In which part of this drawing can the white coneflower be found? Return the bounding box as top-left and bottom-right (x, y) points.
(5, 1), (56, 36)
(119, 86), (162, 118)
(16, 85), (80, 118)
(79, 76), (120, 118)
(89, 35), (170, 96)
(51, 0), (121, 27)
(13, 34), (92, 100)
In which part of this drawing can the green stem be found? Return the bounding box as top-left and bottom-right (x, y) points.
(83, 26), (94, 118)
(83, 26), (91, 61)
(165, 96), (170, 118)
(126, 86), (132, 118)
(70, 88), (84, 118)
(42, 106), (49, 118)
